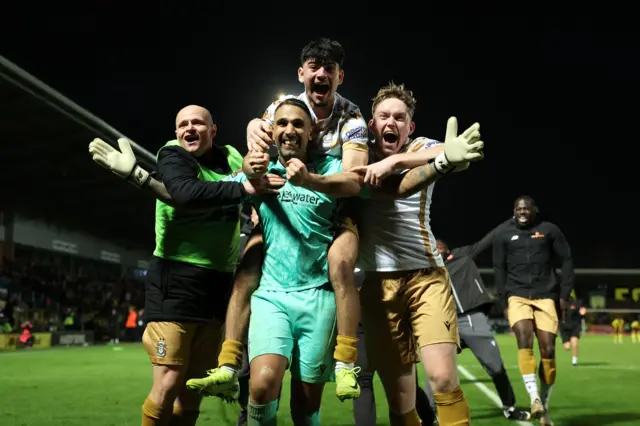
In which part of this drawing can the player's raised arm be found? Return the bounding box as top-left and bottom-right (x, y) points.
(246, 99), (280, 152)
(340, 114), (369, 170)
(361, 117), (484, 199)
(360, 138), (444, 187)
(452, 220), (510, 259)
(286, 158), (364, 197)
(155, 146), (250, 208)
(89, 137), (175, 204)
(550, 223), (575, 302)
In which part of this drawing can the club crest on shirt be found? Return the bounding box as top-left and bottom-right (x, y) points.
(157, 339), (166, 357)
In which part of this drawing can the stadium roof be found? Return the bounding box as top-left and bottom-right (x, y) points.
(0, 56), (157, 250)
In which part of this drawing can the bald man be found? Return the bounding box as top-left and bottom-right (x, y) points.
(135, 105), (284, 426)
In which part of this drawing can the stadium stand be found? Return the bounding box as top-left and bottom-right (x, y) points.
(0, 56), (153, 349)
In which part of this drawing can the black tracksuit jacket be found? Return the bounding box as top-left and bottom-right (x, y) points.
(493, 218), (575, 308)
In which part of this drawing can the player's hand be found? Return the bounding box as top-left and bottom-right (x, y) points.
(89, 137), (150, 187)
(285, 158), (309, 186)
(434, 117), (484, 174)
(559, 298), (569, 322)
(242, 174), (285, 195)
(360, 157), (395, 187)
(247, 119), (273, 152)
(244, 150), (270, 178)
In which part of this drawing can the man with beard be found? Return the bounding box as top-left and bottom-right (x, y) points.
(493, 195), (575, 426)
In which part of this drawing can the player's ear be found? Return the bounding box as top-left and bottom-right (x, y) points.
(368, 119), (374, 131)
(409, 120), (416, 136)
(337, 68), (344, 85)
(298, 67), (305, 83)
(210, 124), (217, 139)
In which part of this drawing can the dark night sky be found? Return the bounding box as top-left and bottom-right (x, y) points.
(2, 16), (638, 267)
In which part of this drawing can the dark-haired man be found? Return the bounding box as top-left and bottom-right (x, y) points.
(240, 37), (369, 401)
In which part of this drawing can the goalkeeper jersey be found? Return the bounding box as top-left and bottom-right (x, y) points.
(226, 156), (342, 291)
(154, 140), (244, 272)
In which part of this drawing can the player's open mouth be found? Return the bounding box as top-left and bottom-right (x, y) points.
(185, 134), (199, 143)
(383, 132), (398, 143)
(517, 216), (528, 223)
(311, 83), (330, 95)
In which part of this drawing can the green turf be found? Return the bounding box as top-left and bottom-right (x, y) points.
(1, 335), (638, 425)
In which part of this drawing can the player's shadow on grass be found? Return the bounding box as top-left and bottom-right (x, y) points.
(563, 412), (640, 425)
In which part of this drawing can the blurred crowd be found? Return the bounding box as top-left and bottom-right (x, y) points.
(0, 244), (145, 343)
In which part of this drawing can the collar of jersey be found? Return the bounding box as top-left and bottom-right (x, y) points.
(299, 91), (342, 123)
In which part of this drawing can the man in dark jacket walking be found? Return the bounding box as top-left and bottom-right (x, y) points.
(493, 195), (574, 426)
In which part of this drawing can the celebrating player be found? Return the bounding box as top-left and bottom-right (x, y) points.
(560, 293), (586, 366)
(240, 38), (368, 400)
(493, 195), (575, 425)
(211, 98), (472, 424)
(290, 83), (484, 426)
(429, 233), (531, 421)
(89, 105), (285, 426)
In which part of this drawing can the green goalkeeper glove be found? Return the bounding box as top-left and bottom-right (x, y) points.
(434, 117), (484, 174)
(89, 137), (151, 188)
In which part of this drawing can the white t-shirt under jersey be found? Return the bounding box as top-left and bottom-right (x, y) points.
(262, 92), (368, 158)
(358, 137), (445, 272)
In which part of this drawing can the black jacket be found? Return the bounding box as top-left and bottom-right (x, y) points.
(562, 299), (584, 327)
(445, 228), (497, 315)
(493, 218), (574, 307)
(158, 145), (247, 209)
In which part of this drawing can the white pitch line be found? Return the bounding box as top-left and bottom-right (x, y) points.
(458, 365), (531, 426)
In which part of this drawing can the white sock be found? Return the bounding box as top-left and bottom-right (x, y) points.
(540, 382), (553, 409)
(522, 374), (539, 402)
(572, 356), (578, 364)
(335, 361), (354, 373)
(221, 365), (239, 376)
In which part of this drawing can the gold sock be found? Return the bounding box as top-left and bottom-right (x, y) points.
(169, 406), (199, 426)
(517, 348), (537, 375)
(540, 358), (556, 385)
(217, 339), (244, 370)
(389, 408), (421, 426)
(334, 335), (359, 364)
(142, 397), (170, 426)
(434, 386), (470, 425)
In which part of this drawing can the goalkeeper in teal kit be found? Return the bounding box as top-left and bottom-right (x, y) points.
(224, 99), (343, 425)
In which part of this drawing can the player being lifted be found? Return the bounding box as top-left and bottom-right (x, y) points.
(202, 37), (369, 402)
(289, 83), (484, 426)
(222, 98), (480, 425)
(88, 105), (284, 426)
(493, 195), (575, 426)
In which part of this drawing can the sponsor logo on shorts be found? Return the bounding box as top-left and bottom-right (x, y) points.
(444, 321), (451, 331)
(157, 339), (166, 357)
